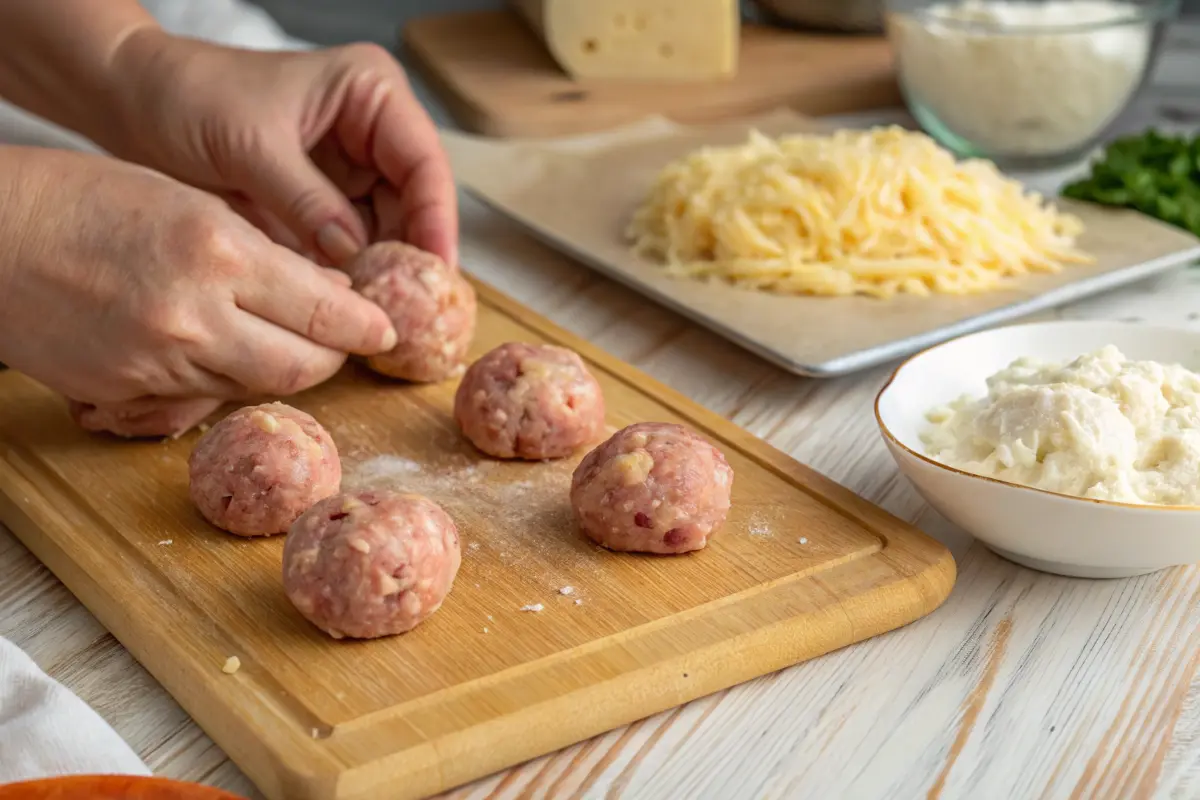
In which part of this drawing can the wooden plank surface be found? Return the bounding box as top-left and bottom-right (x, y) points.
(401, 10), (901, 138)
(0, 280), (952, 800)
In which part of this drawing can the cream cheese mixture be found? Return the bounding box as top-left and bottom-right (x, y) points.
(922, 346), (1200, 505)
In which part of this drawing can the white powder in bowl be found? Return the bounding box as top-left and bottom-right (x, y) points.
(889, 0), (1153, 157)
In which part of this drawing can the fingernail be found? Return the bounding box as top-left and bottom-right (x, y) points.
(317, 222), (361, 266)
(380, 326), (398, 351)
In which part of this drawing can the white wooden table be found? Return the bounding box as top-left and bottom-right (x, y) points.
(6, 20), (1200, 800)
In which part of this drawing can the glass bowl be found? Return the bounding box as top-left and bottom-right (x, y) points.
(884, 0), (1180, 169)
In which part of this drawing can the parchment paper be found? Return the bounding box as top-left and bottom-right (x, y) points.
(444, 110), (1200, 377)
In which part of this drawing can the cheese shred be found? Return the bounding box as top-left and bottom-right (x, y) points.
(626, 126), (1093, 298)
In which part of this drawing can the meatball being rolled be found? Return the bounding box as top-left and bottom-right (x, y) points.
(346, 242), (477, 383)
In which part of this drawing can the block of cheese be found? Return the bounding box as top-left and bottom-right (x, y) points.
(510, 0), (739, 80)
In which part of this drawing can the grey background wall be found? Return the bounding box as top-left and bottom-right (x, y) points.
(247, 0), (1200, 48)
(248, 0), (496, 46)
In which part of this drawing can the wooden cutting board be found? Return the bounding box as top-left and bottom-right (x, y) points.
(0, 280), (955, 800)
(402, 10), (902, 137)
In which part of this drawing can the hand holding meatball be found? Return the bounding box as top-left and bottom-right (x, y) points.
(346, 242), (477, 383)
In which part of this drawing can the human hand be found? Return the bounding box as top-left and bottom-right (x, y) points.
(101, 31), (457, 269)
(0, 147), (397, 406)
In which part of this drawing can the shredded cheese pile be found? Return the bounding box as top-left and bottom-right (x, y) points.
(626, 126), (1093, 298)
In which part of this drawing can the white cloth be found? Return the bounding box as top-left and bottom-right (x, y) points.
(0, 637), (150, 782)
(0, 0), (310, 153)
(0, 0), (305, 784)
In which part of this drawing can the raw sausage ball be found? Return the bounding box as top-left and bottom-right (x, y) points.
(188, 402), (341, 537)
(570, 422), (734, 554)
(282, 489), (461, 640)
(347, 242), (477, 383)
(454, 342), (606, 460)
(68, 396), (221, 439)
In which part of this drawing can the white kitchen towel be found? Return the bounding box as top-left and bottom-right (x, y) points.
(0, 0), (310, 153)
(146, 0), (313, 51)
(0, 0), (305, 784)
(0, 636), (150, 782)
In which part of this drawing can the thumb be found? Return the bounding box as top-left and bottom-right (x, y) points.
(234, 136), (367, 266)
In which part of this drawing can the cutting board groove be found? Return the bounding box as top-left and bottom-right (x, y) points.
(0, 279), (954, 800)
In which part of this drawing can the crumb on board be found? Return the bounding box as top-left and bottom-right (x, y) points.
(575, 599), (583, 606)
(520, 603), (545, 613)
(158, 539), (173, 546)
(559, 586), (575, 596)
(799, 537), (809, 545)
(468, 542), (481, 551)
(487, 614), (494, 621)
(483, 627), (489, 633)
(474, 583), (481, 589)
(311, 728), (319, 739)
(221, 656), (241, 675)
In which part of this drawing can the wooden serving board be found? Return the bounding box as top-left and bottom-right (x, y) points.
(402, 10), (902, 137)
(0, 280), (954, 800)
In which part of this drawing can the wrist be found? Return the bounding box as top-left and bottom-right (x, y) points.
(0, 146), (49, 357)
(0, 146), (39, 262)
(90, 25), (180, 161)
(0, 2), (160, 149)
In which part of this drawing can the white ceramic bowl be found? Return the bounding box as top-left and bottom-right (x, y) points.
(875, 320), (1200, 579)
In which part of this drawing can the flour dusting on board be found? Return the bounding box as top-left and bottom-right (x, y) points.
(344, 452), (600, 583)
(747, 512), (772, 538)
(351, 455), (425, 479)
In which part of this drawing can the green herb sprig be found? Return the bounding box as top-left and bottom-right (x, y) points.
(1062, 129), (1200, 237)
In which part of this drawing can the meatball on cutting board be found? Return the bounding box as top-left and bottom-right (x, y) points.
(571, 422), (734, 554)
(68, 396), (221, 439)
(188, 402), (341, 537)
(455, 342), (606, 460)
(283, 489), (461, 640)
